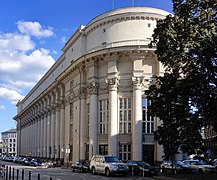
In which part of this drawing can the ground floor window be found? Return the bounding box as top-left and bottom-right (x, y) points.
(143, 145), (154, 165)
(99, 144), (108, 155)
(85, 144), (89, 160)
(119, 144), (131, 161)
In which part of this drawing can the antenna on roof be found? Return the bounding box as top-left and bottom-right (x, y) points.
(132, 0), (135, 7)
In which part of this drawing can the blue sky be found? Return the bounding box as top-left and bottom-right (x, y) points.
(0, 0), (173, 139)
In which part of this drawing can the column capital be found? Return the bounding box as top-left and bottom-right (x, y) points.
(105, 77), (119, 91)
(80, 87), (87, 99)
(132, 76), (144, 90)
(88, 81), (99, 95)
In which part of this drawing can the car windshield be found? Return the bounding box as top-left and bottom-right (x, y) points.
(176, 161), (186, 166)
(137, 161), (150, 167)
(105, 157), (120, 163)
(196, 161), (207, 165)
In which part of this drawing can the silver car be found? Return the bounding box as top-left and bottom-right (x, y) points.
(183, 160), (215, 174)
(90, 155), (129, 176)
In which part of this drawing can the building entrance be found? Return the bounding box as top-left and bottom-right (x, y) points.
(143, 145), (154, 165)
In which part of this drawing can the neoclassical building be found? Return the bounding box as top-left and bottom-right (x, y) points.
(14, 7), (170, 165)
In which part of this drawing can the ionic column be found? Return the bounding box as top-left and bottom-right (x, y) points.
(50, 93), (56, 159)
(35, 118), (39, 157)
(59, 86), (65, 160)
(38, 117), (42, 157)
(131, 53), (145, 161)
(80, 87), (86, 160)
(88, 81), (98, 159)
(30, 121), (33, 156)
(43, 98), (48, 158)
(107, 78), (119, 156)
(47, 96), (52, 158)
(43, 112), (47, 158)
(33, 118), (37, 157)
(106, 54), (119, 156)
(40, 114), (44, 157)
(64, 98), (70, 164)
(55, 102), (60, 160)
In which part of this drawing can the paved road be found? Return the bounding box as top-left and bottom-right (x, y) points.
(0, 160), (158, 180)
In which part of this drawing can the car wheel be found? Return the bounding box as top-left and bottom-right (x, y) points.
(92, 167), (96, 175)
(105, 168), (110, 177)
(122, 173), (127, 177)
(159, 168), (164, 174)
(198, 168), (203, 174)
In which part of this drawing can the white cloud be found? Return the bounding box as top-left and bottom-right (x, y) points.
(60, 36), (67, 44)
(0, 87), (24, 101)
(0, 33), (34, 51)
(0, 20), (56, 104)
(0, 48), (55, 89)
(0, 105), (6, 110)
(17, 21), (54, 38)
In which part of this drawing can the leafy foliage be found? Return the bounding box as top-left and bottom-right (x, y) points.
(147, 0), (217, 160)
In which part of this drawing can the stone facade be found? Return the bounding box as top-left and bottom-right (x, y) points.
(14, 7), (170, 165)
(1, 129), (17, 156)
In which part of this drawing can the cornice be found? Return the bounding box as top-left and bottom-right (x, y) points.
(85, 11), (166, 35)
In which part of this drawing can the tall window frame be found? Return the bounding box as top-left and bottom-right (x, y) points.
(142, 97), (154, 134)
(119, 144), (131, 160)
(99, 99), (109, 134)
(119, 98), (132, 134)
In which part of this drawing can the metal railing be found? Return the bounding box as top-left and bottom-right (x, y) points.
(2, 166), (53, 180)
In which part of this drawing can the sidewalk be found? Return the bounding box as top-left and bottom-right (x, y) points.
(154, 175), (187, 180)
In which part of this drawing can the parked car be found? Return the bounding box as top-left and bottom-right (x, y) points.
(125, 160), (157, 176)
(30, 159), (42, 166)
(21, 158), (32, 166)
(71, 160), (89, 173)
(2, 156), (13, 162)
(183, 160), (215, 174)
(160, 160), (191, 174)
(89, 155), (129, 176)
(17, 157), (25, 164)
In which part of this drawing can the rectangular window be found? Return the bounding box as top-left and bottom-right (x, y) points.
(99, 99), (109, 134)
(119, 98), (132, 134)
(142, 97), (154, 134)
(99, 145), (108, 155)
(70, 80), (74, 92)
(119, 144), (131, 161)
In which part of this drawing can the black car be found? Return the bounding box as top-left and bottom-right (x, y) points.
(160, 160), (191, 174)
(71, 160), (89, 173)
(21, 158), (32, 166)
(30, 159), (42, 166)
(126, 160), (158, 177)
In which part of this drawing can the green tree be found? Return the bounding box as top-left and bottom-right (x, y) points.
(147, 0), (217, 160)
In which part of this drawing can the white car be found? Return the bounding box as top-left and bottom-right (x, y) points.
(89, 155), (129, 176)
(183, 160), (215, 174)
